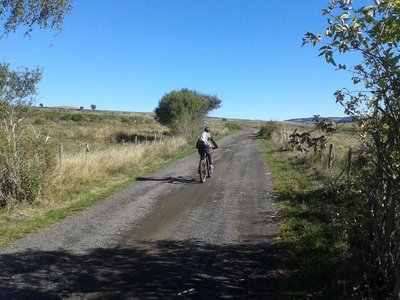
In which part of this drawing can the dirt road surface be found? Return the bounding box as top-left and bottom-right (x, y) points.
(0, 129), (281, 299)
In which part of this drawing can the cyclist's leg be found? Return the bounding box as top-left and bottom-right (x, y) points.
(204, 147), (213, 166)
(198, 147), (206, 158)
(198, 148), (205, 172)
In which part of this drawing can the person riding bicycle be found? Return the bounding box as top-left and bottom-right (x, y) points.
(196, 127), (219, 171)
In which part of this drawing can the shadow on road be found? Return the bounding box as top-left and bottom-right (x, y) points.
(0, 240), (281, 299)
(136, 176), (196, 184)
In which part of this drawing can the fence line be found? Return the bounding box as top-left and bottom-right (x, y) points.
(56, 133), (168, 163)
(58, 144), (63, 164)
(275, 131), (355, 171)
(347, 148), (353, 175)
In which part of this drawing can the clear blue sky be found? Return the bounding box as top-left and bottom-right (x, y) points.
(0, 0), (357, 121)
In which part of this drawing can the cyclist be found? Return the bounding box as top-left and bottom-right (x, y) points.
(196, 127), (219, 171)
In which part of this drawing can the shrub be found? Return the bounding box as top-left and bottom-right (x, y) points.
(33, 118), (45, 125)
(259, 121), (283, 139)
(70, 114), (84, 122)
(225, 122), (243, 131)
(0, 63), (56, 207)
(0, 122), (56, 207)
(155, 88), (221, 137)
(120, 116), (131, 123)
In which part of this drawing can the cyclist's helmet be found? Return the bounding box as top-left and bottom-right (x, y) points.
(204, 127), (211, 132)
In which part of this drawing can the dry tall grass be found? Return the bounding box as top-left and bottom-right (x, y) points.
(0, 136), (190, 248)
(50, 137), (188, 193)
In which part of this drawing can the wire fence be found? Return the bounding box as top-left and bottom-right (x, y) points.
(57, 132), (165, 164)
(275, 131), (355, 174)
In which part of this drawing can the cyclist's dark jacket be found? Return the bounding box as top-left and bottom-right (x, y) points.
(196, 132), (218, 165)
(196, 131), (218, 149)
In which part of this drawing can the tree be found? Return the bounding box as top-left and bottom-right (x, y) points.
(155, 88), (221, 136)
(304, 0), (400, 298)
(91, 104), (96, 111)
(0, 0), (71, 206)
(0, 0), (72, 38)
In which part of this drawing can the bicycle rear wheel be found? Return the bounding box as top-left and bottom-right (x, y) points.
(199, 158), (207, 183)
(206, 156), (213, 178)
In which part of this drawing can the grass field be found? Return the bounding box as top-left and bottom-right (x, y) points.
(31, 108), (169, 153)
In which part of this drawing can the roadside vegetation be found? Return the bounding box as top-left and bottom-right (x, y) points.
(303, 1), (400, 298)
(259, 119), (359, 298)
(260, 0), (400, 298)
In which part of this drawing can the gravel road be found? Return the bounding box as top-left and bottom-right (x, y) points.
(0, 129), (281, 299)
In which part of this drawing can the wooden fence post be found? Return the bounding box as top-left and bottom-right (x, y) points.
(135, 136), (138, 145)
(154, 133), (157, 142)
(58, 144), (63, 164)
(328, 144), (335, 169)
(86, 142), (90, 153)
(347, 147), (353, 175)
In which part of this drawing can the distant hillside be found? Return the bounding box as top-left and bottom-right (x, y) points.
(284, 116), (354, 124)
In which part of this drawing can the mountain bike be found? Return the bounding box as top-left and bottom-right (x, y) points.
(198, 154), (213, 183)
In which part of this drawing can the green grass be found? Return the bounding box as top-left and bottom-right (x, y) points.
(258, 138), (349, 298)
(0, 181), (128, 247)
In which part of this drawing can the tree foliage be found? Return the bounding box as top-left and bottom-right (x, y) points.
(304, 0), (400, 298)
(0, 0), (72, 38)
(155, 88), (221, 136)
(288, 115), (339, 153)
